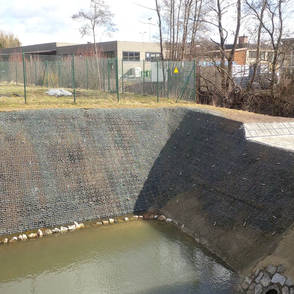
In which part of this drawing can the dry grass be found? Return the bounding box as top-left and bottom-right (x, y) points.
(0, 83), (293, 123)
(0, 83), (194, 111)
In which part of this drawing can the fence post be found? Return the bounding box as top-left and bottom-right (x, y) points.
(107, 59), (111, 92)
(71, 54), (76, 103)
(121, 59), (124, 94)
(46, 60), (49, 88)
(142, 60), (145, 96)
(22, 52), (27, 104)
(34, 59), (37, 86)
(156, 60), (159, 102)
(57, 58), (61, 87)
(167, 66), (170, 99)
(86, 57), (89, 90)
(115, 57), (120, 102)
(193, 59), (197, 102)
(15, 61), (18, 85)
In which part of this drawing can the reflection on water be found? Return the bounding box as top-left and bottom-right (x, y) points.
(0, 222), (238, 294)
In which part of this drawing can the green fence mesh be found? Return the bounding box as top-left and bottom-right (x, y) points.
(0, 53), (197, 105)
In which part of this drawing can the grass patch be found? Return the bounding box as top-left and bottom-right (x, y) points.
(0, 83), (197, 112)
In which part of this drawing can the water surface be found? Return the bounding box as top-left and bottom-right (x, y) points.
(0, 221), (238, 294)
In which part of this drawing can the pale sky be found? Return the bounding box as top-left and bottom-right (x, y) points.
(0, 0), (293, 47)
(0, 0), (158, 46)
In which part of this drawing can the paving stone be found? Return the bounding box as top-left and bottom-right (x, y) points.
(266, 265), (277, 276)
(260, 272), (271, 287)
(254, 283), (263, 294)
(282, 287), (290, 294)
(272, 273), (287, 286)
(286, 278), (294, 288)
(255, 271), (264, 283)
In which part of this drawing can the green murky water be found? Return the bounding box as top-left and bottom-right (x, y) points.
(0, 222), (238, 294)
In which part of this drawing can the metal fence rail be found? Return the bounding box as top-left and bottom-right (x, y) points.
(0, 53), (197, 105)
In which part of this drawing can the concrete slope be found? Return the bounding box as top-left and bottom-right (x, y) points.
(0, 107), (294, 274)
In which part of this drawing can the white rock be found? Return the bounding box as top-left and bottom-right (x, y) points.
(166, 218), (173, 223)
(158, 215), (167, 221)
(109, 218), (115, 224)
(52, 228), (60, 234)
(60, 226), (68, 233)
(124, 217), (129, 222)
(44, 229), (52, 235)
(37, 229), (43, 237)
(46, 88), (72, 97)
(22, 234), (28, 240)
(28, 233), (38, 239)
(74, 222), (85, 229)
(18, 234), (24, 241)
(96, 221), (103, 225)
(154, 215), (159, 219)
(272, 273), (287, 286)
(3, 238), (8, 244)
(102, 220), (109, 225)
(68, 225), (76, 231)
(9, 236), (18, 243)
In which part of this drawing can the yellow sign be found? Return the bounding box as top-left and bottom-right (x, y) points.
(174, 66), (179, 74)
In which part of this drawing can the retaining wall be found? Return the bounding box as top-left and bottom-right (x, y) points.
(1, 107), (294, 275)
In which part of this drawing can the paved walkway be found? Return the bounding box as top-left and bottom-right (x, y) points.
(244, 122), (294, 152)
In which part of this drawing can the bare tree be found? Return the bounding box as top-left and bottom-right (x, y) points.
(155, 0), (165, 62)
(72, 0), (115, 56)
(245, 0), (267, 91)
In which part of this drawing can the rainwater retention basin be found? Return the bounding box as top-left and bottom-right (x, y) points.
(0, 221), (238, 293)
(1, 107), (294, 291)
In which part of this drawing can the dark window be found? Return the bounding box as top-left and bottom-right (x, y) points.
(123, 51), (140, 61)
(249, 51), (257, 58)
(145, 52), (162, 62)
(105, 51), (115, 58)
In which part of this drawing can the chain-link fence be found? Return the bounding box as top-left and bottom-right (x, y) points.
(0, 53), (197, 106)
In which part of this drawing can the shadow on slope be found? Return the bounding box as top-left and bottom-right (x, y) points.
(134, 110), (294, 269)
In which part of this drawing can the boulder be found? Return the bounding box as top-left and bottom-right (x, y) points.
(52, 228), (60, 234)
(272, 273), (287, 286)
(158, 215), (167, 221)
(109, 218), (115, 224)
(9, 236), (18, 243)
(44, 229), (53, 235)
(37, 229), (43, 238)
(28, 233), (38, 239)
(60, 226), (68, 233)
(68, 225), (76, 231)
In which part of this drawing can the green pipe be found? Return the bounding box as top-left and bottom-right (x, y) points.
(22, 52), (27, 104)
(121, 59), (124, 94)
(143, 60), (145, 96)
(156, 60), (159, 102)
(71, 54), (76, 103)
(115, 57), (120, 102)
